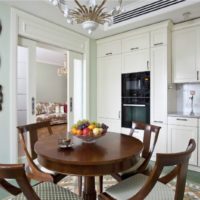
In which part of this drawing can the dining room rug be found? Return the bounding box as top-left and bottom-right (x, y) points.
(58, 175), (200, 200)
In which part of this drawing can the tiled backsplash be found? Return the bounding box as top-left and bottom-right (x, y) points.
(176, 83), (200, 114)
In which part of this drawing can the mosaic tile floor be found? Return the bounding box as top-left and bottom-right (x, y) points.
(1, 175), (200, 199)
(58, 175), (200, 200)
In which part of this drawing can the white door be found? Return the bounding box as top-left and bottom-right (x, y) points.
(97, 55), (121, 133)
(168, 125), (198, 166)
(151, 46), (168, 124)
(173, 27), (197, 83)
(122, 49), (150, 73)
(68, 51), (83, 130)
(18, 38), (37, 124)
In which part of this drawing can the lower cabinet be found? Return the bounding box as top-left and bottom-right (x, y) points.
(168, 122), (198, 166)
(152, 123), (168, 160)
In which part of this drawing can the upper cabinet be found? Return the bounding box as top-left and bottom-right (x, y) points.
(173, 26), (200, 83)
(151, 29), (167, 47)
(122, 49), (150, 73)
(122, 33), (149, 53)
(122, 32), (150, 73)
(97, 40), (121, 57)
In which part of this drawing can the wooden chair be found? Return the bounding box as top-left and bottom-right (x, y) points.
(112, 121), (161, 182)
(0, 163), (82, 200)
(17, 121), (66, 184)
(99, 139), (196, 200)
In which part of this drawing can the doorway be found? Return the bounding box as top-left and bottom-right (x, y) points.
(17, 38), (84, 160)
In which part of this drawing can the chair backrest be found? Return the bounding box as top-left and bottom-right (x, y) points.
(129, 121), (161, 160)
(0, 164), (40, 200)
(17, 121), (53, 160)
(131, 139), (196, 200)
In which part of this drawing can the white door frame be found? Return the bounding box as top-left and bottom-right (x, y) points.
(10, 8), (90, 163)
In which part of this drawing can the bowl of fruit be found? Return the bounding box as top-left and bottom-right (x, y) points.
(71, 120), (109, 143)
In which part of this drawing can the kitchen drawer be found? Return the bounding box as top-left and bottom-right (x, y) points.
(122, 32), (149, 53)
(97, 40), (121, 57)
(168, 116), (198, 127)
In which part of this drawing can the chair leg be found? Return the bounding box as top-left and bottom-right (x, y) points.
(99, 176), (103, 193)
(78, 176), (82, 196)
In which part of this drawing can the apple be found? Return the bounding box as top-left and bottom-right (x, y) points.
(98, 128), (103, 134)
(93, 128), (100, 136)
(83, 128), (90, 136)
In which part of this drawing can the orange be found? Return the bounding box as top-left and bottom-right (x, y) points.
(88, 124), (95, 130)
(76, 129), (83, 135)
(71, 128), (77, 135)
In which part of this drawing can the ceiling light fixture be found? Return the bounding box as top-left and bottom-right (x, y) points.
(57, 53), (68, 76)
(49, 0), (124, 34)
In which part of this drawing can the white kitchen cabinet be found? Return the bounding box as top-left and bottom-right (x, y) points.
(122, 49), (150, 73)
(151, 29), (167, 47)
(122, 32), (149, 53)
(97, 40), (121, 57)
(151, 46), (168, 124)
(168, 117), (198, 166)
(97, 55), (121, 133)
(173, 26), (200, 83)
(152, 123), (168, 160)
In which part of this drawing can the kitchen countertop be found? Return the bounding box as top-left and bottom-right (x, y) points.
(168, 112), (200, 118)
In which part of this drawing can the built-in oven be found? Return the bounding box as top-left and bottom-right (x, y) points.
(121, 71), (150, 128)
(122, 71), (150, 98)
(122, 97), (150, 128)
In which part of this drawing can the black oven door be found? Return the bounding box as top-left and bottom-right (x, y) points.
(121, 99), (150, 128)
(122, 72), (150, 98)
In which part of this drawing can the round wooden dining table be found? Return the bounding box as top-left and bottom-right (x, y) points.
(35, 132), (143, 200)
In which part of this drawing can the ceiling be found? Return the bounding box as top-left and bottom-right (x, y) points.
(2, 0), (200, 39)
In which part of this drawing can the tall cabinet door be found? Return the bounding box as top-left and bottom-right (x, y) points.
(151, 46), (168, 125)
(173, 27), (197, 83)
(97, 55), (121, 133)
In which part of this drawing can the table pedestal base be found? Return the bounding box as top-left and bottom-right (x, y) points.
(83, 176), (96, 200)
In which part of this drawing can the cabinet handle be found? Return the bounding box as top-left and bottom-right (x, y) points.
(176, 118), (188, 121)
(153, 120), (163, 124)
(123, 104), (146, 107)
(32, 97), (35, 115)
(197, 71), (199, 81)
(147, 61), (150, 70)
(118, 111), (121, 119)
(154, 42), (163, 46)
(105, 52), (112, 56)
(130, 47), (139, 51)
(70, 97), (73, 112)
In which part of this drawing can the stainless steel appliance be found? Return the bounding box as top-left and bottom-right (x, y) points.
(122, 72), (150, 128)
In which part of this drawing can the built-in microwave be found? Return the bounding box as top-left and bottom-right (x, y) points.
(122, 71), (150, 98)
